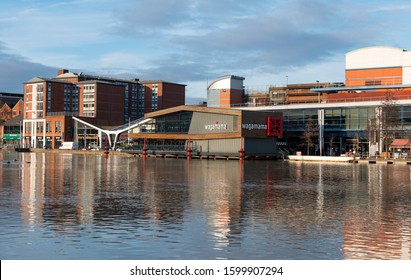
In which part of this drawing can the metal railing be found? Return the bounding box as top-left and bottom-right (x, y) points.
(232, 94), (411, 108)
(118, 143), (200, 152)
(46, 112), (79, 116)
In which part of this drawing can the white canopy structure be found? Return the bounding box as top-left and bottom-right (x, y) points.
(72, 116), (152, 149)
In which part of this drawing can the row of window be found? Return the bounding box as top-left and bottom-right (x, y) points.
(283, 107), (411, 131)
(83, 103), (95, 109)
(25, 121), (62, 134)
(83, 85), (95, 91)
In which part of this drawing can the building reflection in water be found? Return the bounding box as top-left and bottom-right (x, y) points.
(10, 152), (411, 259)
(20, 152), (45, 227)
(343, 164), (411, 259)
(187, 160), (243, 253)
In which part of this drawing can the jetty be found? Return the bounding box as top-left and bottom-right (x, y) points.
(288, 155), (354, 163)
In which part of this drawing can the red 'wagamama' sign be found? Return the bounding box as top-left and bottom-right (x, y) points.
(266, 116), (282, 137)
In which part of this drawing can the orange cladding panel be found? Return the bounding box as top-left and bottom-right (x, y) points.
(346, 67), (402, 86)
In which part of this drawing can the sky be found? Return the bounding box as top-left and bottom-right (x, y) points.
(1, 0), (411, 103)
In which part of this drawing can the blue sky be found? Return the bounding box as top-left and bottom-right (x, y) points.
(1, 0), (411, 102)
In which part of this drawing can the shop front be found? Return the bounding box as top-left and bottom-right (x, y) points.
(1, 134), (21, 148)
(125, 106), (283, 159)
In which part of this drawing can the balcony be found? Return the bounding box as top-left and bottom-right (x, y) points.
(46, 112), (79, 117)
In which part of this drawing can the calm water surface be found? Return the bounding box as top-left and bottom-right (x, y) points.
(1, 151), (410, 260)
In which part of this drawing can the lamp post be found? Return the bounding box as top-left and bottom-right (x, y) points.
(316, 80), (320, 103)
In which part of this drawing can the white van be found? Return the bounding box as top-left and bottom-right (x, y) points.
(59, 142), (78, 150)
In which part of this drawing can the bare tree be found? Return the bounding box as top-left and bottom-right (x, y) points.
(377, 89), (401, 158)
(301, 116), (318, 155)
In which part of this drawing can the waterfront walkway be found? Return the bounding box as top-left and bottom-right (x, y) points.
(6, 149), (411, 164)
(287, 154), (411, 164)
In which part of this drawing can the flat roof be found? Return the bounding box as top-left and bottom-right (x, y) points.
(55, 71), (140, 84)
(0, 92), (23, 97)
(139, 80), (187, 86)
(76, 80), (127, 86)
(311, 84), (411, 92)
(145, 105), (242, 118)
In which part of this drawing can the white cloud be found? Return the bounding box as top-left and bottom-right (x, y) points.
(1, 0), (411, 98)
(0, 41), (57, 92)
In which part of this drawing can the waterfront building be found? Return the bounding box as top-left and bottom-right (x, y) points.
(241, 46), (411, 157)
(126, 105), (283, 158)
(22, 70), (186, 149)
(207, 75), (245, 108)
(1, 99), (23, 147)
(23, 77), (83, 149)
(1, 115), (23, 148)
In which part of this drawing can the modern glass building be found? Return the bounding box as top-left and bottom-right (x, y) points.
(240, 46), (411, 157)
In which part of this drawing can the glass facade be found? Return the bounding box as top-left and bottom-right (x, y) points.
(323, 108), (375, 131)
(141, 112), (193, 134)
(399, 106), (411, 130)
(279, 105), (411, 155)
(283, 109), (318, 131)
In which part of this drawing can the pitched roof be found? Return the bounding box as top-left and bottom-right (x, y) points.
(389, 139), (411, 148)
(3, 115), (23, 126)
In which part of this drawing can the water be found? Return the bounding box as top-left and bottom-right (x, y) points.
(1, 151), (410, 260)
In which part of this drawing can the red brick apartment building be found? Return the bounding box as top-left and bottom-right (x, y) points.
(23, 70), (186, 149)
(140, 80), (186, 113)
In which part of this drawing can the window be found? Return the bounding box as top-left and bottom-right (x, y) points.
(36, 122), (44, 133)
(25, 122), (31, 132)
(55, 121), (62, 133)
(365, 80), (381, 86)
(155, 112), (193, 133)
(84, 85), (95, 91)
(46, 122), (52, 133)
(37, 84), (44, 92)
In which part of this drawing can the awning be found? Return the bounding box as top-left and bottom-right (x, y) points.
(2, 134), (21, 140)
(389, 139), (411, 149)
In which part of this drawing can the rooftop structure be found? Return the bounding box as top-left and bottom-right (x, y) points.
(207, 75), (245, 108)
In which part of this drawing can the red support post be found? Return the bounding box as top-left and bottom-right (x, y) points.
(239, 138), (245, 161)
(143, 138), (147, 158)
(187, 139), (192, 160)
(104, 136), (109, 157)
